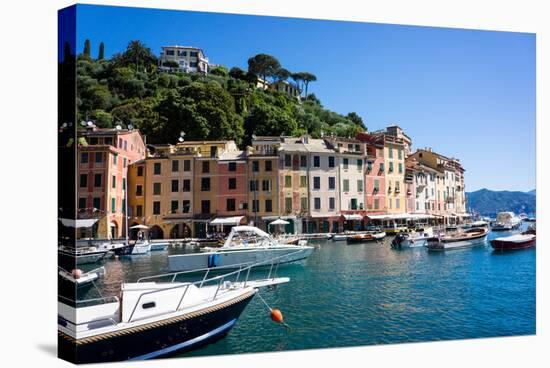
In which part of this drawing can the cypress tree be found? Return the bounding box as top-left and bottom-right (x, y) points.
(98, 42), (105, 60)
(83, 39), (91, 57)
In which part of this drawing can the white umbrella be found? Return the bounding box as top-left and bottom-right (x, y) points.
(269, 219), (290, 226)
(130, 224), (149, 229)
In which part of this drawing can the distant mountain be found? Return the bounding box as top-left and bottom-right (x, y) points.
(527, 189), (536, 196)
(466, 189), (536, 216)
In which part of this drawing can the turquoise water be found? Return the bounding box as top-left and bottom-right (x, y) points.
(82, 225), (535, 357)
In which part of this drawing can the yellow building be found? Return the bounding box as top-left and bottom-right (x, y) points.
(381, 135), (407, 214)
(128, 144), (196, 239)
(247, 137), (281, 231)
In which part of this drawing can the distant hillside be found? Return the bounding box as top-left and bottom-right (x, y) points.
(466, 189), (536, 216)
(527, 189), (536, 196)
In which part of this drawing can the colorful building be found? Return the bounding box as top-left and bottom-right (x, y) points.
(357, 133), (387, 215)
(246, 137), (281, 231)
(212, 149), (249, 233)
(127, 144), (195, 239)
(305, 138), (341, 233)
(77, 126), (146, 239)
(278, 136), (311, 234)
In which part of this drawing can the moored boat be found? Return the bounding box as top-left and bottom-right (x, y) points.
(346, 232), (386, 243)
(391, 227), (434, 249)
(426, 227), (489, 251)
(150, 241), (170, 251)
(58, 258), (290, 363)
(58, 245), (110, 266)
(491, 226), (536, 251)
(113, 240), (152, 256)
(168, 226), (314, 272)
(491, 211), (522, 231)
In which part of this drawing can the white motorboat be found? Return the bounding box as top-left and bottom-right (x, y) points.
(426, 227), (489, 251)
(113, 240), (151, 256)
(58, 245), (110, 265)
(391, 227), (434, 249)
(168, 226), (314, 272)
(491, 212), (522, 231)
(150, 241), (170, 251)
(58, 257), (290, 363)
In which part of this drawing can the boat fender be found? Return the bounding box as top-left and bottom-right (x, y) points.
(207, 254), (213, 268)
(71, 269), (82, 279)
(212, 253), (219, 267)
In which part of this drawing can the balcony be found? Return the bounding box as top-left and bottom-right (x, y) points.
(445, 196), (455, 203)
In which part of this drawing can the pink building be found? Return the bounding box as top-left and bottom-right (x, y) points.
(213, 150), (248, 232)
(357, 132), (387, 215)
(77, 126), (146, 238)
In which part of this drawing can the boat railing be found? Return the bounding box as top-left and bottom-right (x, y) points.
(125, 249), (305, 323)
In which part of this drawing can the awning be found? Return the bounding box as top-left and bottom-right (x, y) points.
(457, 213), (472, 217)
(366, 213), (435, 220)
(59, 218), (99, 228)
(262, 215), (297, 221)
(130, 224), (149, 229)
(210, 216), (246, 226)
(269, 219), (290, 226)
(342, 214), (364, 221)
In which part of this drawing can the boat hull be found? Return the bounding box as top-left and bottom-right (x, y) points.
(58, 249), (108, 268)
(392, 238), (428, 249)
(491, 238), (536, 251)
(168, 247), (313, 272)
(58, 291), (255, 363)
(427, 235), (487, 250)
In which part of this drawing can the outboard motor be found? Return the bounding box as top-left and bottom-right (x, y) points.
(392, 234), (405, 249)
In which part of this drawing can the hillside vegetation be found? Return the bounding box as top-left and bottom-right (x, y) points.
(75, 40), (366, 146)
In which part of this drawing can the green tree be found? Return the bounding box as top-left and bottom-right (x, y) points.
(244, 103), (298, 141)
(301, 72), (317, 98)
(83, 39), (91, 58)
(210, 65), (229, 77)
(116, 40), (158, 73)
(346, 112), (366, 129)
(273, 68), (291, 82)
(98, 42), (105, 60)
(247, 54), (281, 84)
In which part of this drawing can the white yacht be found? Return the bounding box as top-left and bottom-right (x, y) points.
(168, 226), (314, 272)
(58, 259), (289, 363)
(491, 212), (522, 231)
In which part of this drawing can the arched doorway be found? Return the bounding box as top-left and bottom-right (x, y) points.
(110, 221), (119, 239)
(149, 225), (164, 239)
(170, 225), (179, 239)
(182, 223), (192, 238)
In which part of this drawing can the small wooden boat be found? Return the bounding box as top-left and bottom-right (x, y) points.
(426, 227), (489, 251)
(491, 227), (536, 251)
(346, 232), (386, 243)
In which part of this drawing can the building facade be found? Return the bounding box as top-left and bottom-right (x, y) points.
(77, 126), (146, 239)
(247, 137), (281, 231)
(159, 45), (209, 74)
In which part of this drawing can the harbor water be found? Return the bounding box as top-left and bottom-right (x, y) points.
(81, 226), (535, 357)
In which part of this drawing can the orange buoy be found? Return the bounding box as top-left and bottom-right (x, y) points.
(270, 308), (284, 323)
(71, 269), (83, 279)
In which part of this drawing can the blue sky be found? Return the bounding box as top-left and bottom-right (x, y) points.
(75, 4), (536, 192)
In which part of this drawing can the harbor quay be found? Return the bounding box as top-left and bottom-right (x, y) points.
(75, 124), (469, 240)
